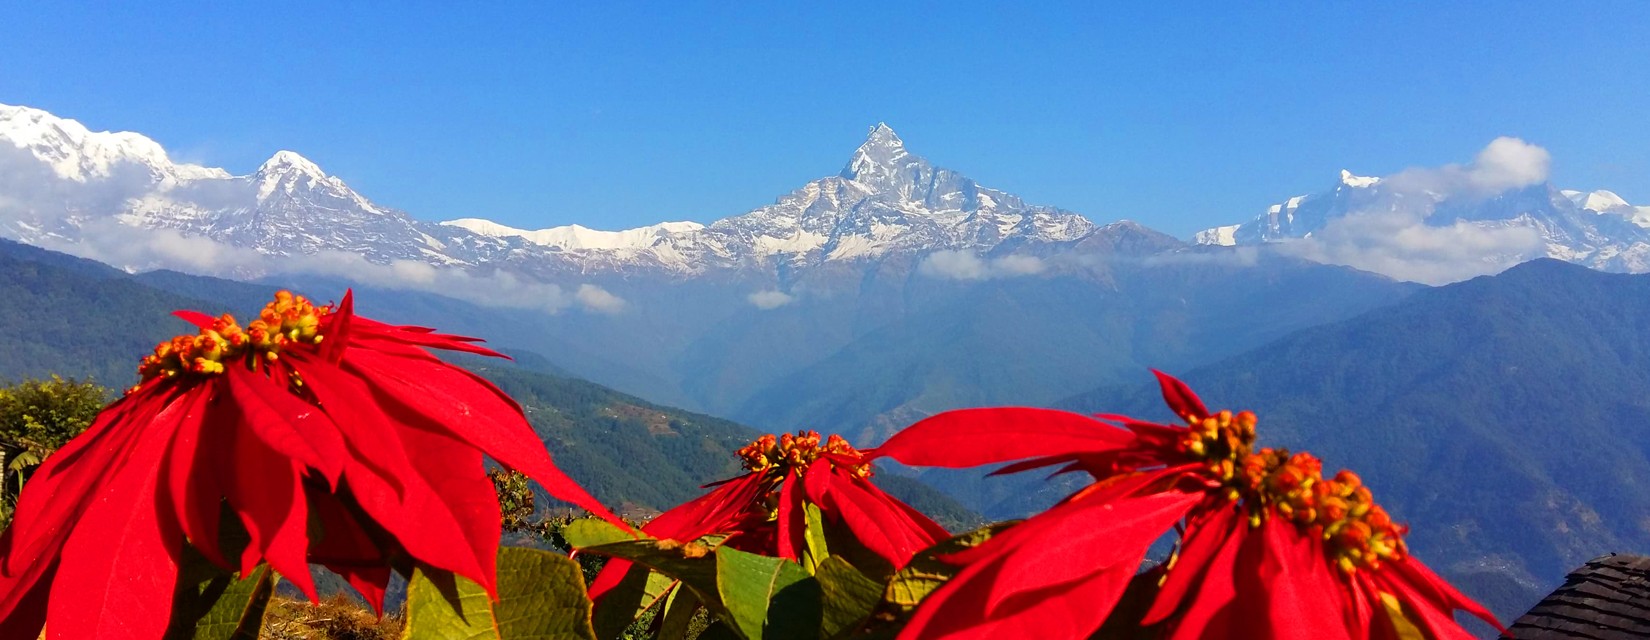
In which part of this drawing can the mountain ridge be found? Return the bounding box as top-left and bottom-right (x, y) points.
(1195, 163), (1650, 277)
(1059, 257), (1650, 621)
(0, 103), (1153, 280)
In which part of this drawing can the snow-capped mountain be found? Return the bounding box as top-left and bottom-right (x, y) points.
(1193, 170), (1388, 246)
(1562, 188), (1650, 227)
(0, 103), (474, 266)
(0, 103), (229, 184)
(0, 103), (1154, 279)
(1195, 167), (1650, 273)
(14, 100), (1646, 285)
(442, 123), (1110, 272)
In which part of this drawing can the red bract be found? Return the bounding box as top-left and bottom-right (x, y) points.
(870, 371), (1504, 640)
(0, 291), (624, 640)
(589, 430), (947, 602)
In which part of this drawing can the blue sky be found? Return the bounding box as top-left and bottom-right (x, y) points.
(1, 2), (1646, 237)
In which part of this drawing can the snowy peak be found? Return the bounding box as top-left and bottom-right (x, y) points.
(861, 122), (903, 151)
(248, 149), (376, 211)
(1339, 169), (1380, 188)
(1563, 189), (1632, 213)
(840, 122), (915, 183)
(256, 150), (325, 178)
(0, 102), (228, 183)
(1562, 189), (1650, 228)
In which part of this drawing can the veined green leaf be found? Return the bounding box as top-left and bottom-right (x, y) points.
(814, 557), (881, 639)
(801, 502), (829, 575)
(562, 517), (638, 550)
(401, 546), (596, 640)
(576, 537), (725, 614)
(716, 547), (818, 640)
(162, 558), (275, 640)
(880, 521), (1018, 617)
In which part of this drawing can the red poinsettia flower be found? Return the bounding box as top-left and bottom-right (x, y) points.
(589, 430), (947, 601)
(0, 290), (624, 640)
(870, 371), (1504, 640)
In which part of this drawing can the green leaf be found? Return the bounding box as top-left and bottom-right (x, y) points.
(162, 557), (275, 640)
(562, 517), (638, 549)
(577, 537), (724, 614)
(801, 502), (829, 575)
(880, 521), (1018, 617)
(654, 585), (700, 640)
(588, 564), (674, 640)
(814, 557), (881, 639)
(562, 516), (671, 639)
(716, 547), (819, 640)
(401, 546), (597, 640)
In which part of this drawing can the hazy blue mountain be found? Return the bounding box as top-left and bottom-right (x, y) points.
(729, 254), (1420, 443)
(1058, 258), (1650, 620)
(0, 239), (977, 523)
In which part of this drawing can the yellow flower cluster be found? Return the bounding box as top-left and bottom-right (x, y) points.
(1182, 409), (1407, 574)
(737, 430), (873, 479)
(136, 291), (328, 385)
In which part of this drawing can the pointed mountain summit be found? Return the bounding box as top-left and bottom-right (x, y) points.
(1338, 169), (1380, 188)
(440, 121), (1121, 271)
(252, 150), (350, 202)
(256, 150), (326, 178)
(840, 123), (914, 183)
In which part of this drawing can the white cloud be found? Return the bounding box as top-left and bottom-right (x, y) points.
(1469, 137), (1551, 192)
(917, 251), (1046, 281)
(991, 254), (1047, 276)
(389, 259), (439, 285)
(1274, 212), (1544, 285)
(747, 289), (795, 309)
(1383, 136), (1550, 199)
(1270, 137), (1556, 284)
(919, 251), (988, 280)
(575, 284), (627, 314)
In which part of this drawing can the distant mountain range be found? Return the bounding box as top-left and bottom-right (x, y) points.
(0, 101), (1425, 434)
(1196, 164), (1650, 276)
(0, 104), (1165, 279)
(12, 101), (1647, 287)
